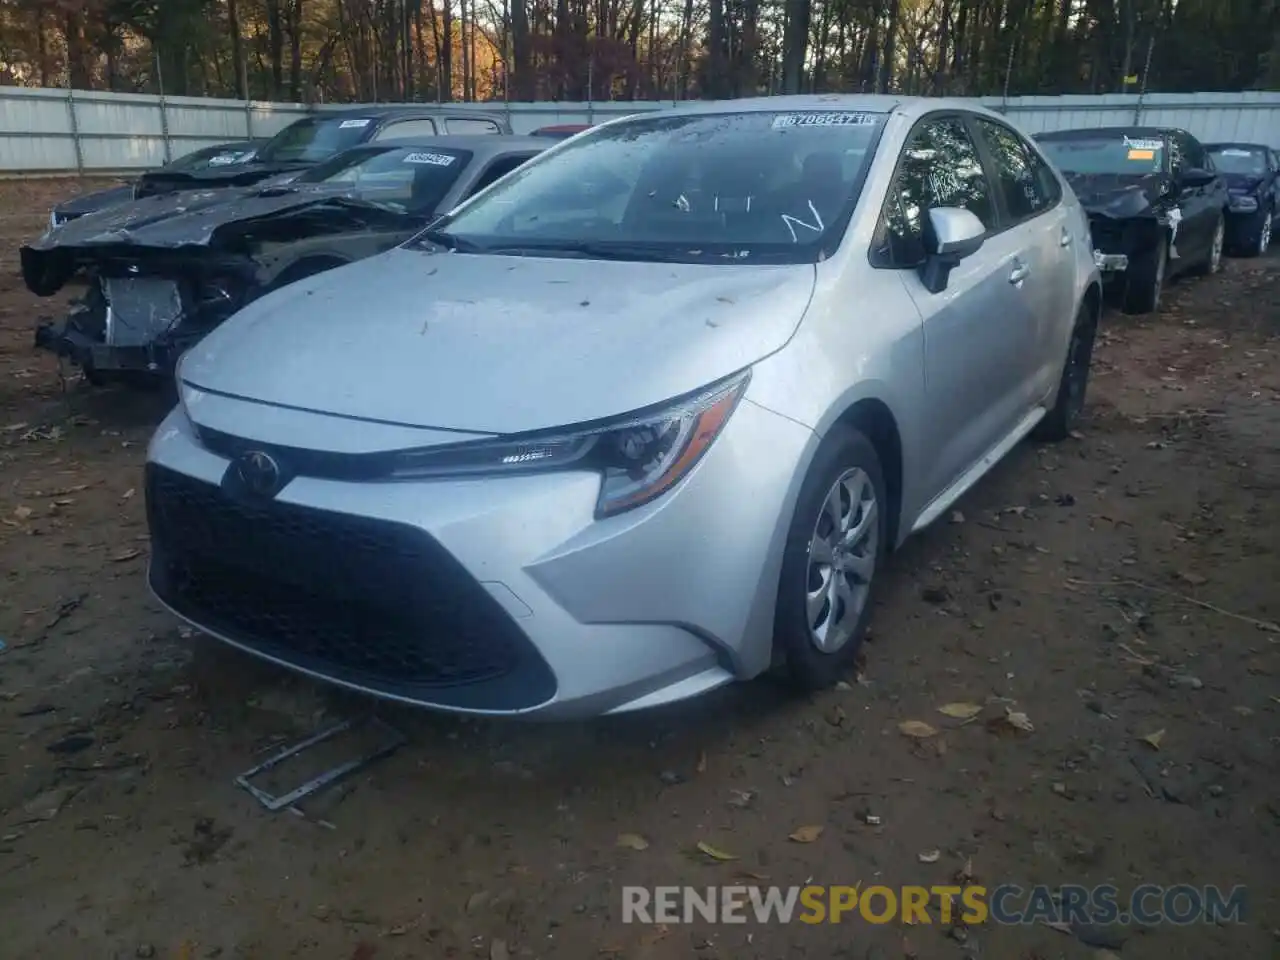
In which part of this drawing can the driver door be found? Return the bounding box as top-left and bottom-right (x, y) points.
(875, 114), (1037, 500)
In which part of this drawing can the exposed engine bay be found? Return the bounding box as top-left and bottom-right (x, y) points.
(25, 197), (423, 384)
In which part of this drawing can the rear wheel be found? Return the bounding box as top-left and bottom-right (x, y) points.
(1034, 300), (1099, 442)
(774, 426), (887, 691)
(1121, 235), (1167, 315)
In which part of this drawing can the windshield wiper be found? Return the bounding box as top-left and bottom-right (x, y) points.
(479, 240), (703, 262)
(412, 228), (487, 253)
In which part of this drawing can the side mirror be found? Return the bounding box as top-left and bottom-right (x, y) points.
(919, 207), (986, 294)
(1180, 167), (1216, 188)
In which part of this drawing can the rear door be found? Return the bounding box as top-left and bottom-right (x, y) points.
(873, 113), (1037, 499)
(971, 116), (1074, 406)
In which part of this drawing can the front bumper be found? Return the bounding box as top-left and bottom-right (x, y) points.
(34, 320), (180, 379)
(145, 395), (814, 719)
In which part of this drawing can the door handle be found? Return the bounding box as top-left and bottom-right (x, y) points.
(1008, 262), (1031, 285)
(1059, 227), (1072, 247)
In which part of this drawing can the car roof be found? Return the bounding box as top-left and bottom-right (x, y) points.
(601, 93), (1026, 125)
(1036, 126), (1185, 141)
(310, 105), (508, 123)
(359, 134), (550, 158)
(1204, 141), (1270, 150)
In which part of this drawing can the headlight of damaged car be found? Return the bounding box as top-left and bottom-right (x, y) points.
(389, 371), (750, 518)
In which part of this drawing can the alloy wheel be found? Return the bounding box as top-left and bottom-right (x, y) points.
(1260, 214), (1272, 256)
(1209, 218), (1224, 272)
(806, 468), (878, 653)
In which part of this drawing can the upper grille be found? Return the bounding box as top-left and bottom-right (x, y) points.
(145, 463), (556, 710)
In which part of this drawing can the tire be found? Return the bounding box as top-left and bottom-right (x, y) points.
(1121, 234), (1167, 315)
(1242, 206), (1273, 258)
(1186, 212), (1225, 276)
(1033, 299), (1099, 442)
(774, 425), (887, 690)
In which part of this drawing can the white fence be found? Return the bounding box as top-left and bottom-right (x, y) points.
(3, 85), (1279, 175)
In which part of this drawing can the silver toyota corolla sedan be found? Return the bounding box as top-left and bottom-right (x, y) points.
(146, 94), (1102, 719)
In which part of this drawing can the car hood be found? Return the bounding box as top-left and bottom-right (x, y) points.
(179, 247), (816, 435)
(28, 183), (397, 251)
(134, 160), (312, 197)
(1064, 171), (1173, 217)
(1222, 172), (1265, 193)
(53, 184), (136, 218)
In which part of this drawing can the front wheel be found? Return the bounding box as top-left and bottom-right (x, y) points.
(1121, 235), (1167, 315)
(774, 426), (887, 691)
(1034, 300), (1099, 442)
(1188, 212), (1225, 276)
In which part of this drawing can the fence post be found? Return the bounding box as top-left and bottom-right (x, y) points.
(244, 98), (254, 140)
(65, 88), (85, 175)
(158, 95), (173, 163)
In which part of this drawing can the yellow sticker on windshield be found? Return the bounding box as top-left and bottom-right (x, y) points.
(1128, 148), (1155, 160)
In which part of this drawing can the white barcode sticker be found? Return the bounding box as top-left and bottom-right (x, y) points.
(1122, 136), (1163, 151)
(339, 118), (372, 129)
(403, 152), (457, 166)
(772, 112), (878, 129)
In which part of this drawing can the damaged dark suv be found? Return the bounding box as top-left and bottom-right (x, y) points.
(23, 136), (548, 386)
(1037, 126), (1228, 315)
(131, 106), (510, 201)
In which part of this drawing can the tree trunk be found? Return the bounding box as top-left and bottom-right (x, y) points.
(229, 0), (248, 98)
(780, 0), (809, 94)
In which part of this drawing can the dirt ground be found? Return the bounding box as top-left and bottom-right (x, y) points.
(0, 179), (1277, 960)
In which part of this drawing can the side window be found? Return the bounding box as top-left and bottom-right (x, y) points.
(444, 117), (500, 135)
(974, 118), (1059, 223)
(466, 155), (533, 198)
(875, 116), (995, 268)
(372, 118), (439, 141)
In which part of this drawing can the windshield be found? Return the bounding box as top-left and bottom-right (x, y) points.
(1039, 135), (1168, 176)
(1208, 146), (1268, 176)
(429, 109), (886, 263)
(257, 117), (375, 164)
(295, 145), (470, 213)
(168, 144), (255, 172)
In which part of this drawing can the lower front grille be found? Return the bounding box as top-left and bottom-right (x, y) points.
(145, 463), (556, 710)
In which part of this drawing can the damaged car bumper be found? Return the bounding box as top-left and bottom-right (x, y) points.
(34, 319), (176, 376)
(1093, 250), (1129, 272)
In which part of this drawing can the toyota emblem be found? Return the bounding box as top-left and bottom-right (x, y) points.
(234, 449), (282, 497)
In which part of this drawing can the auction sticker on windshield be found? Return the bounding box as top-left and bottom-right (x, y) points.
(340, 118), (372, 128)
(1128, 149), (1155, 160)
(772, 112), (878, 129)
(1122, 136), (1163, 151)
(402, 152), (457, 166)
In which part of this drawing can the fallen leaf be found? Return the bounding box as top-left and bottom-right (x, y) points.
(1004, 709), (1034, 732)
(696, 840), (737, 861)
(917, 849), (941, 863)
(13, 505), (32, 520)
(696, 751), (707, 774)
(490, 940), (509, 960)
(735, 870), (770, 881)
(899, 720), (939, 739)
(121, 488), (135, 501)
(616, 833), (649, 851)
(1141, 729), (1166, 750)
(111, 549), (142, 563)
(1232, 705), (1254, 717)
(788, 824), (823, 843)
(465, 891), (491, 913)
(1177, 571), (1207, 586)
(937, 702), (982, 720)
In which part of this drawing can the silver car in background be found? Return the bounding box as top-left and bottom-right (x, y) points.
(146, 95), (1102, 719)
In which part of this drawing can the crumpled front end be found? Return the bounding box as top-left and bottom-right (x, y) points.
(1087, 206), (1182, 278)
(33, 256), (255, 384)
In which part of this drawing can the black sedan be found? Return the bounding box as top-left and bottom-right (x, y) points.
(50, 140), (265, 228)
(25, 136), (548, 388)
(1037, 126), (1229, 315)
(1205, 142), (1279, 256)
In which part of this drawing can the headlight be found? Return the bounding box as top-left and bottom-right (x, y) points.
(49, 210), (63, 230)
(388, 370), (750, 518)
(1229, 194), (1258, 213)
